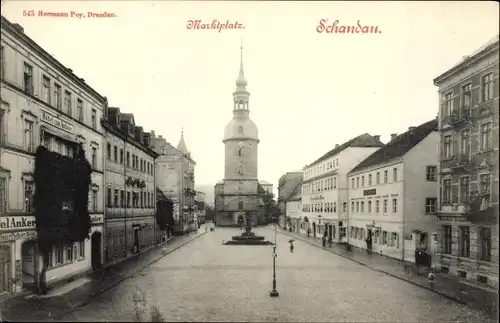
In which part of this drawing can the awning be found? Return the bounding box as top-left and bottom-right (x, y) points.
(41, 124), (78, 144)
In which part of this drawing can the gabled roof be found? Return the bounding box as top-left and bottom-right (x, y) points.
(308, 133), (384, 167)
(259, 180), (272, 185)
(349, 119), (438, 174)
(287, 181), (302, 202)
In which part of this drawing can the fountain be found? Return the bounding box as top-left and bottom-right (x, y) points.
(223, 212), (273, 245)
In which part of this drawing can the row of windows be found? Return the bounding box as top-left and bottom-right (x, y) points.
(22, 62), (98, 130)
(47, 240), (86, 268)
(106, 187), (155, 208)
(441, 225), (491, 262)
(350, 165), (438, 189)
(350, 198), (398, 214)
(301, 176), (337, 194)
(442, 122), (493, 159)
(304, 158), (339, 180)
(302, 202), (347, 213)
(350, 228), (400, 248)
(442, 72), (496, 117)
(301, 198), (438, 215)
(441, 173), (491, 204)
(106, 143), (154, 176)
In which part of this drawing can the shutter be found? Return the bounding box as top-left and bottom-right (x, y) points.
(451, 185), (459, 203)
(471, 87), (480, 107)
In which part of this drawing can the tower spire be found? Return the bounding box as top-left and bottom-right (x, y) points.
(236, 39), (247, 88)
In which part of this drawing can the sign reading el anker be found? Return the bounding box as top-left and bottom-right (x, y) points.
(0, 216), (37, 231)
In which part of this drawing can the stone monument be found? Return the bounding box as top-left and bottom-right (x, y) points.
(223, 212), (273, 245)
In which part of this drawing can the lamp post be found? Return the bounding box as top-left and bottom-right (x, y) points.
(270, 219), (279, 297)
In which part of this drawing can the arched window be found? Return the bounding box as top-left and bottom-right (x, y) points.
(237, 126), (244, 135)
(239, 100), (243, 109)
(238, 166), (243, 175)
(238, 201), (244, 210)
(238, 148), (243, 156)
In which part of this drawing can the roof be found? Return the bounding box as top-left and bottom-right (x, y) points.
(259, 180), (272, 185)
(349, 119), (438, 174)
(156, 188), (173, 203)
(177, 134), (189, 154)
(434, 34), (499, 85)
(308, 133), (385, 167)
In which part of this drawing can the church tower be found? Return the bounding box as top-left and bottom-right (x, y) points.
(215, 44), (260, 226)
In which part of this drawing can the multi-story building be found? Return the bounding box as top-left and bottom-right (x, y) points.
(285, 183), (302, 233)
(0, 17), (106, 294)
(434, 35), (499, 289)
(277, 171), (303, 228)
(301, 134), (384, 242)
(101, 107), (158, 267)
(151, 130), (196, 234)
(347, 120), (439, 262)
(195, 191), (206, 225)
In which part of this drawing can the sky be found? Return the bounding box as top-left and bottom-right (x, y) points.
(2, 1), (499, 198)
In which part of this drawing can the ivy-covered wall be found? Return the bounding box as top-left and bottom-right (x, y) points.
(34, 145), (92, 254)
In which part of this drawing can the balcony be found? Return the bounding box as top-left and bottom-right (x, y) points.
(450, 154), (474, 172)
(449, 107), (472, 127)
(464, 192), (497, 224)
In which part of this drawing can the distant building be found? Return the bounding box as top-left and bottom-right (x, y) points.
(0, 17), (107, 294)
(195, 191), (206, 225)
(214, 45), (270, 227)
(347, 120), (439, 263)
(285, 183), (302, 233)
(101, 107), (158, 267)
(301, 134), (384, 242)
(277, 172), (303, 228)
(259, 181), (273, 195)
(434, 35), (499, 289)
(151, 130), (196, 234)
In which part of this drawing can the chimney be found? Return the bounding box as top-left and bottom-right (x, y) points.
(408, 126), (416, 131)
(150, 130), (155, 138)
(390, 133), (398, 141)
(67, 68), (73, 73)
(12, 23), (24, 33)
(335, 144), (339, 148)
(159, 135), (163, 139)
(373, 135), (381, 142)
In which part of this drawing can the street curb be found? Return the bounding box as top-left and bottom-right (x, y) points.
(51, 232), (206, 321)
(277, 230), (469, 306)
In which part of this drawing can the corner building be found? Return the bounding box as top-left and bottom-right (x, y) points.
(347, 120), (439, 262)
(0, 17), (106, 294)
(434, 35), (499, 289)
(102, 108), (158, 267)
(215, 46), (261, 227)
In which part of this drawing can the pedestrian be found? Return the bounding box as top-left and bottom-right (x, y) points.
(289, 241), (294, 252)
(328, 236), (333, 248)
(322, 235), (326, 247)
(307, 228), (311, 237)
(365, 235), (372, 254)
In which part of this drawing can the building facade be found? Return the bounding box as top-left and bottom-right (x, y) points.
(347, 120), (439, 262)
(151, 131), (196, 234)
(215, 46), (263, 227)
(195, 191), (206, 225)
(101, 108), (158, 267)
(277, 172), (303, 229)
(434, 36), (499, 289)
(285, 184), (302, 233)
(1, 17), (106, 294)
(301, 134), (384, 242)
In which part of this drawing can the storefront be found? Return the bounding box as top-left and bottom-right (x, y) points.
(0, 214), (104, 294)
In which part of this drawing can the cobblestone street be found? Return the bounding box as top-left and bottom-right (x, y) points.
(57, 226), (493, 322)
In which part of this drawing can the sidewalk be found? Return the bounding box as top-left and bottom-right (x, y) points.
(0, 230), (206, 322)
(279, 229), (498, 318)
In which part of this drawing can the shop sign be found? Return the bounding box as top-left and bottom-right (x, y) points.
(41, 109), (74, 133)
(0, 216), (36, 231)
(0, 231), (37, 242)
(363, 189), (377, 196)
(90, 214), (104, 225)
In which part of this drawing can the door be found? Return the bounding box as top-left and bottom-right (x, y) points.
(0, 244), (11, 293)
(367, 230), (373, 251)
(91, 233), (102, 271)
(134, 229), (140, 253)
